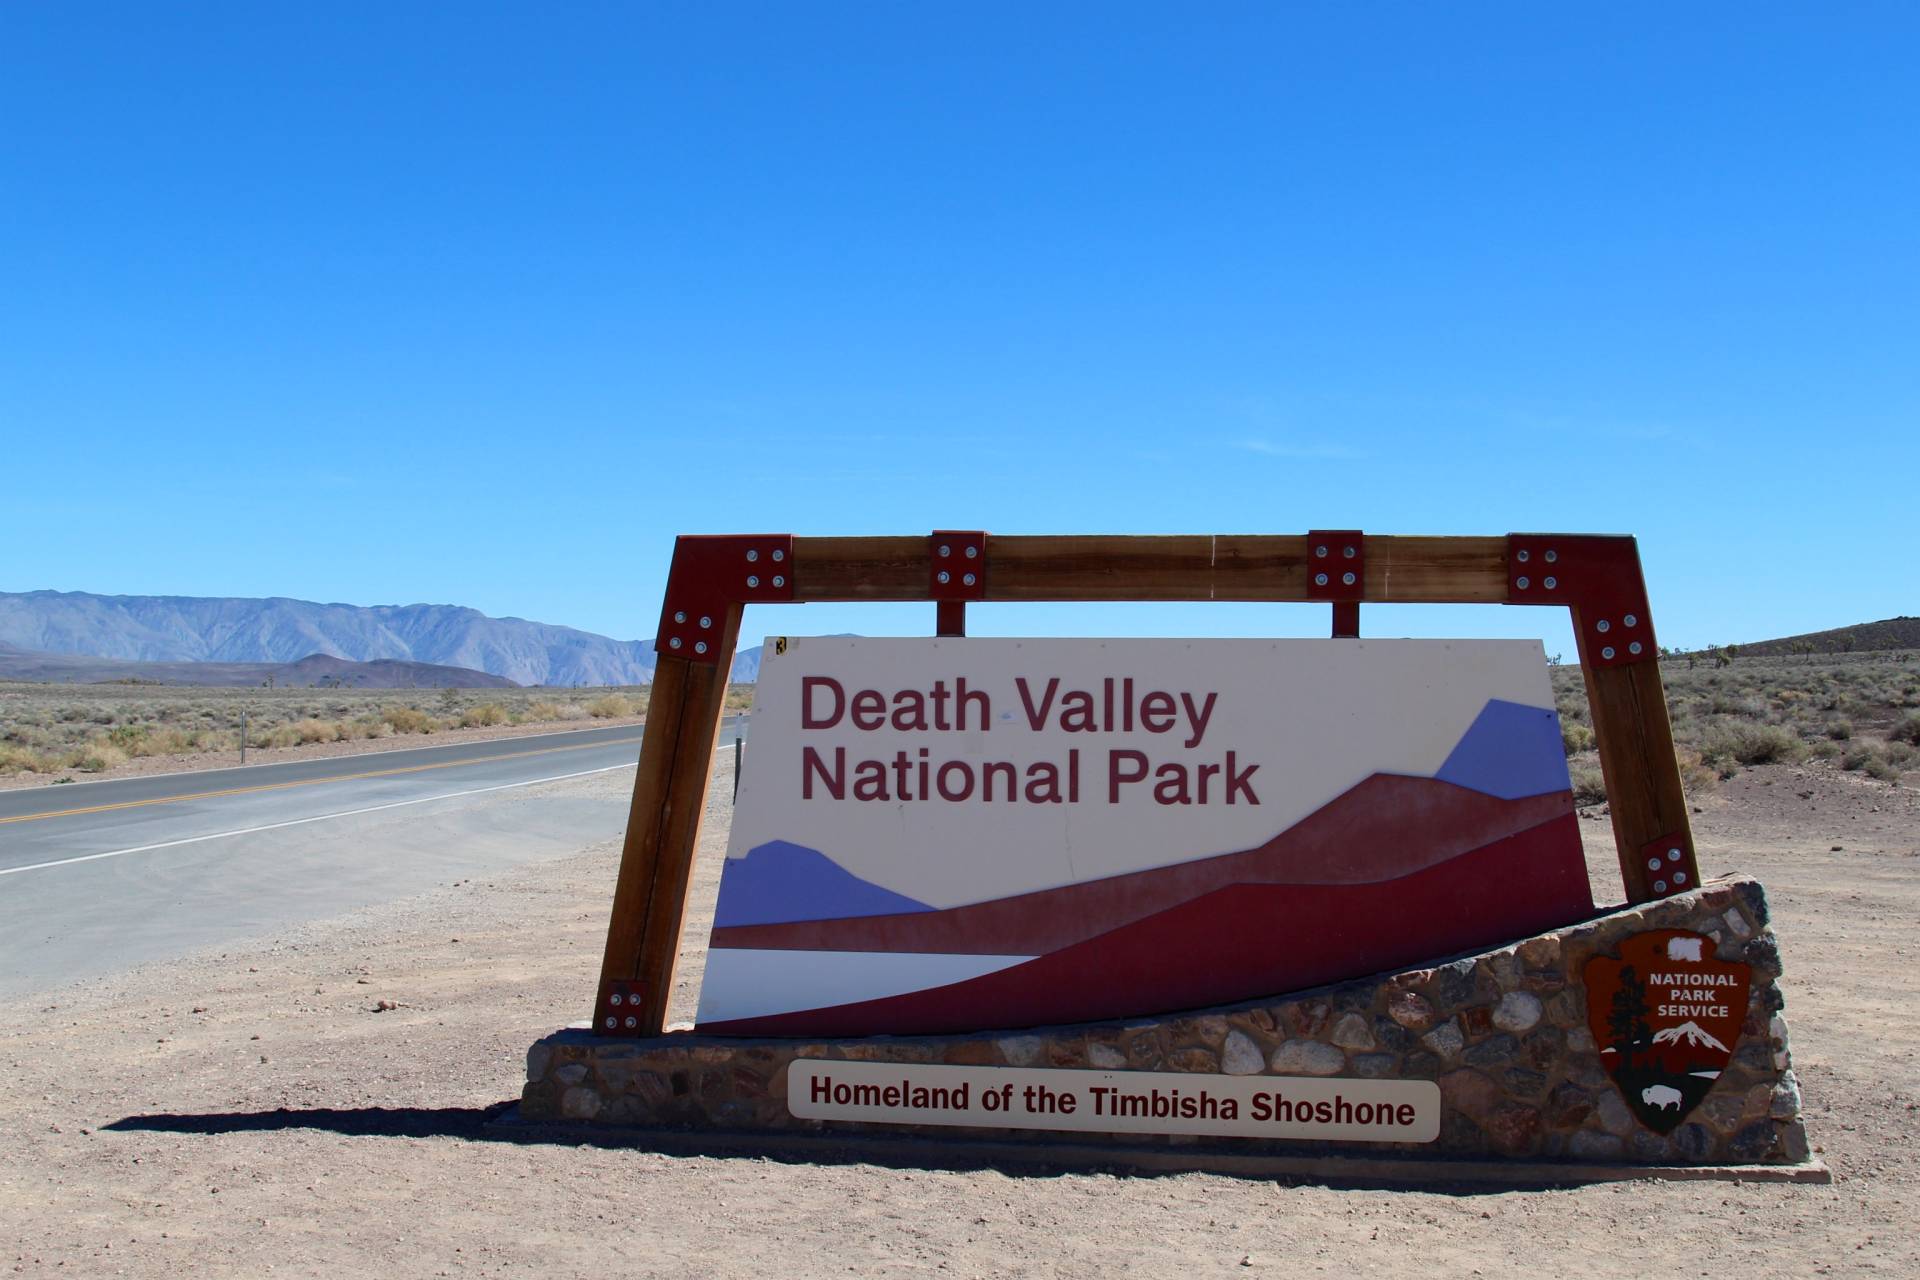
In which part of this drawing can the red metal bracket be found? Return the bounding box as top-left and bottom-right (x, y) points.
(1505, 534), (1656, 669)
(930, 530), (988, 600)
(1306, 531), (1364, 600)
(1639, 832), (1696, 899)
(596, 977), (648, 1033)
(657, 534), (796, 663)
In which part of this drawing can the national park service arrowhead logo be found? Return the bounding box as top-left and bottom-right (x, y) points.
(1584, 930), (1750, 1134)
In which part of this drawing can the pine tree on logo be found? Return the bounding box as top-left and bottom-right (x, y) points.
(1607, 964), (1652, 1071)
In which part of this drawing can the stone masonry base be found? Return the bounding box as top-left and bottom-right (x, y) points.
(521, 877), (1809, 1167)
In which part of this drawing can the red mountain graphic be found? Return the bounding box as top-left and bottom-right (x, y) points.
(712, 775), (1575, 957)
(699, 811), (1593, 1036)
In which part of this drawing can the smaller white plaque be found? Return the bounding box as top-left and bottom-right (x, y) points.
(788, 1060), (1440, 1144)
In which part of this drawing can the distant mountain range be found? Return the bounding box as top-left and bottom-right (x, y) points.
(0, 590), (762, 686)
(0, 644), (517, 689)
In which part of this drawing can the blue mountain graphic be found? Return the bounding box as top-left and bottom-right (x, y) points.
(1434, 699), (1572, 800)
(713, 840), (935, 928)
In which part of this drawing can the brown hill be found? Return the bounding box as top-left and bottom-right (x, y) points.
(1735, 617), (1920, 657)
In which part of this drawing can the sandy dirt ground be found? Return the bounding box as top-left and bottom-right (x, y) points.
(2, 752), (1916, 1279)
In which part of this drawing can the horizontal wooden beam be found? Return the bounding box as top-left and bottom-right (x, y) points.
(790, 534), (1509, 605)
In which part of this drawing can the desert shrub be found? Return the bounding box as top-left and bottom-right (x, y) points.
(1674, 745), (1718, 795)
(70, 744), (127, 772)
(290, 718), (345, 744)
(1569, 763), (1608, 807)
(460, 703), (508, 728)
(1560, 722), (1594, 755)
(106, 723), (150, 750)
(1890, 712), (1920, 745)
(1825, 718), (1853, 741)
(587, 694), (633, 719)
(1884, 741), (1916, 767)
(382, 707), (436, 734)
(0, 744), (50, 774)
(1837, 744), (1903, 780)
(255, 724), (301, 749)
(1695, 720), (1805, 773)
(1809, 740), (1841, 759)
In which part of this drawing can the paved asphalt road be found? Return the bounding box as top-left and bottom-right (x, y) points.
(0, 717), (746, 1001)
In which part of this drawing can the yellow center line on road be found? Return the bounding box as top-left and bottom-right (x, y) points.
(0, 734), (646, 826)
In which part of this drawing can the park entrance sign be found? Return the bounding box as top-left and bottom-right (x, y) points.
(522, 531), (1816, 1177)
(697, 636), (1592, 1035)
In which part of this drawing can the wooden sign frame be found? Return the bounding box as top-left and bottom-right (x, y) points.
(594, 531), (1695, 1036)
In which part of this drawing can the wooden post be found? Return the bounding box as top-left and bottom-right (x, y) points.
(594, 603), (741, 1035)
(1573, 614), (1696, 904)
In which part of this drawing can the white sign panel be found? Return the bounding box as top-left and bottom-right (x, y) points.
(700, 637), (1589, 1036)
(788, 1060), (1441, 1144)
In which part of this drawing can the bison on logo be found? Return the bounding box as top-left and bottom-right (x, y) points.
(1583, 929), (1750, 1134)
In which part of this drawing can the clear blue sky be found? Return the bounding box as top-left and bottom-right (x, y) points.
(3, 4), (1913, 656)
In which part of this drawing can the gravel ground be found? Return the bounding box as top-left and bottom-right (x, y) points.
(2, 753), (1916, 1278)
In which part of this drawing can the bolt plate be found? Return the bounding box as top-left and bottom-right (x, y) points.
(1506, 534), (1655, 669)
(657, 534), (796, 663)
(595, 978), (648, 1035)
(1305, 530), (1364, 601)
(930, 530), (988, 600)
(1638, 832), (1697, 899)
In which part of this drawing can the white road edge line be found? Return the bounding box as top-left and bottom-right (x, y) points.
(0, 764), (637, 879)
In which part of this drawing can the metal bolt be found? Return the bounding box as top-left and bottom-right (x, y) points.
(1543, 576), (1557, 590)
(1315, 545), (1327, 558)
(610, 992), (623, 1005)
(697, 616), (709, 629)
(1596, 619), (1610, 633)
(1602, 646), (1616, 660)
(1624, 614), (1637, 627)
(1674, 871), (1687, 885)
(964, 545), (978, 558)
(1647, 857), (1661, 871)
(624, 1016), (637, 1029)
(1314, 573), (1328, 586)
(1516, 576), (1530, 590)
(1343, 545), (1356, 558)
(673, 611), (686, 624)
(1653, 879), (1667, 894)
(1341, 571), (1355, 585)
(962, 573), (976, 586)
(669, 637), (682, 649)
(694, 641), (708, 655)
(1516, 549), (1530, 563)
(772, 548), (784, 561)
(938, 544), (951, 557)
(604, 1016), (616, 1029)
(1668, 848), (1681, 862)
(937, 570), (951, 584)
(746, 549), (759, 562)
(772, 575), (784, 587)
(1629, 641), (1643, 655)
(747, 575), (759, 588)
(1545, 549), (1557, 563)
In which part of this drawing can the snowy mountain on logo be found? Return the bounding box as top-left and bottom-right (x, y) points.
(1650, 1021), (1728, 1053)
